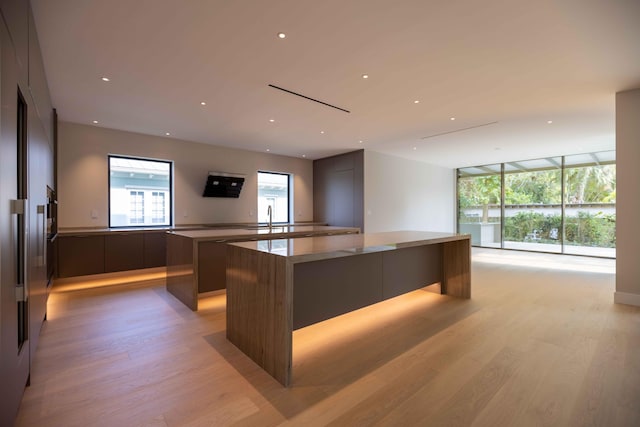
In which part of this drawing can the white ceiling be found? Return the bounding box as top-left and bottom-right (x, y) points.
(31, 0), (640, 168)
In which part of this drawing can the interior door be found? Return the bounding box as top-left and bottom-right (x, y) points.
(0, 19), (30, 424)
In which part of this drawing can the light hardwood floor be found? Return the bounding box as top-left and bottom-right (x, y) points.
(15, 249), (639, 426)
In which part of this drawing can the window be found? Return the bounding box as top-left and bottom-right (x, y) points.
(109, 156), (172, 227)
(257, 171), (290, 224)
(129, 191), (145, 224)
(456, 150), (615, 258)
(151, 191), (166, 224)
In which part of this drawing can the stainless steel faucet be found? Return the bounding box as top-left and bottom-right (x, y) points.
(267, 205), (273, 229)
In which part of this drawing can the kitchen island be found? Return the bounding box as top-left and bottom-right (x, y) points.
(226, 231), (471, 386)
(166, 225), (359, 310)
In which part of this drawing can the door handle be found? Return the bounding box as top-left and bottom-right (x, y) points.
(38, 204), (46, 267)
(11, 199), (29, 302)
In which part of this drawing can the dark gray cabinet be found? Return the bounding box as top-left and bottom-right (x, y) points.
(313, 150), (364, 231)
(1, 3), (56, 423)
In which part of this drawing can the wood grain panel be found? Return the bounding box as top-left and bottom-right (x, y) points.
(165, 234), (197, 310)
(226, 245), (292, 385)
(104, 234), (144, 272)
(57, 235), (105, 277)
(442, 238), (471, 298)
(198, 241), (227, 292)
(143, 232), (167, 268)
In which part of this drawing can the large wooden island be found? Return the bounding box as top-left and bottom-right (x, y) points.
(226, 231), (471, 386)
(166, 225), (359, 310)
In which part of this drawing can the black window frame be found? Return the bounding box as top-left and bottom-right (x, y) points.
(257, 170), (291, 225)
(108, 154), (173, 228)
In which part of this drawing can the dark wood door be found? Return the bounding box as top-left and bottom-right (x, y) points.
(105, 234), (144, 272)
(57, 236), (105, 277)
(0, 20), (30, 424)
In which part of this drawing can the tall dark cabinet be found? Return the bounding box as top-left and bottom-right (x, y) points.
(313, 150), (364, 231)
(0, 1), (55, 424)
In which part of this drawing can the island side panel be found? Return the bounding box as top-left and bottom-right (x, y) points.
(198, 241), (228, 292)
(166, 233), (198, 310)
(442, 237), (471, 298)
(226, 245), (292, 386)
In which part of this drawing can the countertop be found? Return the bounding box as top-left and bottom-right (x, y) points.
(168, 225), (360, 242)
(56, 222), (328, 236)
(228, 231), (470, 263)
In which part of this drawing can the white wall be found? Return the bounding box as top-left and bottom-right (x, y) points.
(58, 122), (313, 228)
(364, 151), (455, 233)
(615, 89), (640, 307)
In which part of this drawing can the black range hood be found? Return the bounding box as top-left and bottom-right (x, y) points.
(203, 172), (245, 198)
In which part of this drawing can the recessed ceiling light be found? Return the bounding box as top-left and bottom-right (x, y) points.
(320, 131), (324, 134)
(266, 149), (270, 152)
(414, 100), (420, 104)
(362, 74), (369, 79)
(450, 117), (456, 121)
(165, 132), (171, 136)
(413, 147), (417, 150)
(269, 119), (275, 123)
(200, 101), (206, 106)
(358, 140), (363, 144)
(101, 77), (110, 82)
(302, 154), (306, 158)
(277, 32), (286, 39)
(92, 120), (99, 124)
(547, 120), (553, 124)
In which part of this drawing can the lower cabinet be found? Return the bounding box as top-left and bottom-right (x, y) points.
(57, 231), (168, 278)
(143, 232), (167, 268)
(104, 234), (144, 272)
(57, 235), (105, 277)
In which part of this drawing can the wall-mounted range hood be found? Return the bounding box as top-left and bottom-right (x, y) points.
(203, 172), (245, 198)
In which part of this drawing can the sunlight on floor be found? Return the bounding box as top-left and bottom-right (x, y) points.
(472, 247), (615, 274)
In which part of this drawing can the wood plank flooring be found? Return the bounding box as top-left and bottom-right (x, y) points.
(14, 249), (640, 427)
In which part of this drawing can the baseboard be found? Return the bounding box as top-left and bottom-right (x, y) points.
(614, 291), (640, 307)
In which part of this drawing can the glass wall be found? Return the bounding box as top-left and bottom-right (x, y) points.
(457, 164), (502, 248)
(563, 152), (616, 257)
(457, 150), (615, 258)
(503, 157), (562, 253)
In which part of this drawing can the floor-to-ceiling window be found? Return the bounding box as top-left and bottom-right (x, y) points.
(457, 164), (502, 248)
(563, 151), (616, 257)
(503, 157), (562, 253)
(457, 150), (615, 258)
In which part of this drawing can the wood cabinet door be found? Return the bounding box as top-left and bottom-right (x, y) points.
(143, 232), (167, 268)
(104, 234), (144, 272)
(57, 235), (105, 277)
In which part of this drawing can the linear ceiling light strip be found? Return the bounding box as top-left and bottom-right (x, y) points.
(268, 84), (350, 113)
(421, 121), (499, 140)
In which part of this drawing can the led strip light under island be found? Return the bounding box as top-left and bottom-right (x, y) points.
(225, 230), (471, 386)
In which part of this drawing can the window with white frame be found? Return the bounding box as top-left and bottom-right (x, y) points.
(109, 156), (172, 227)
